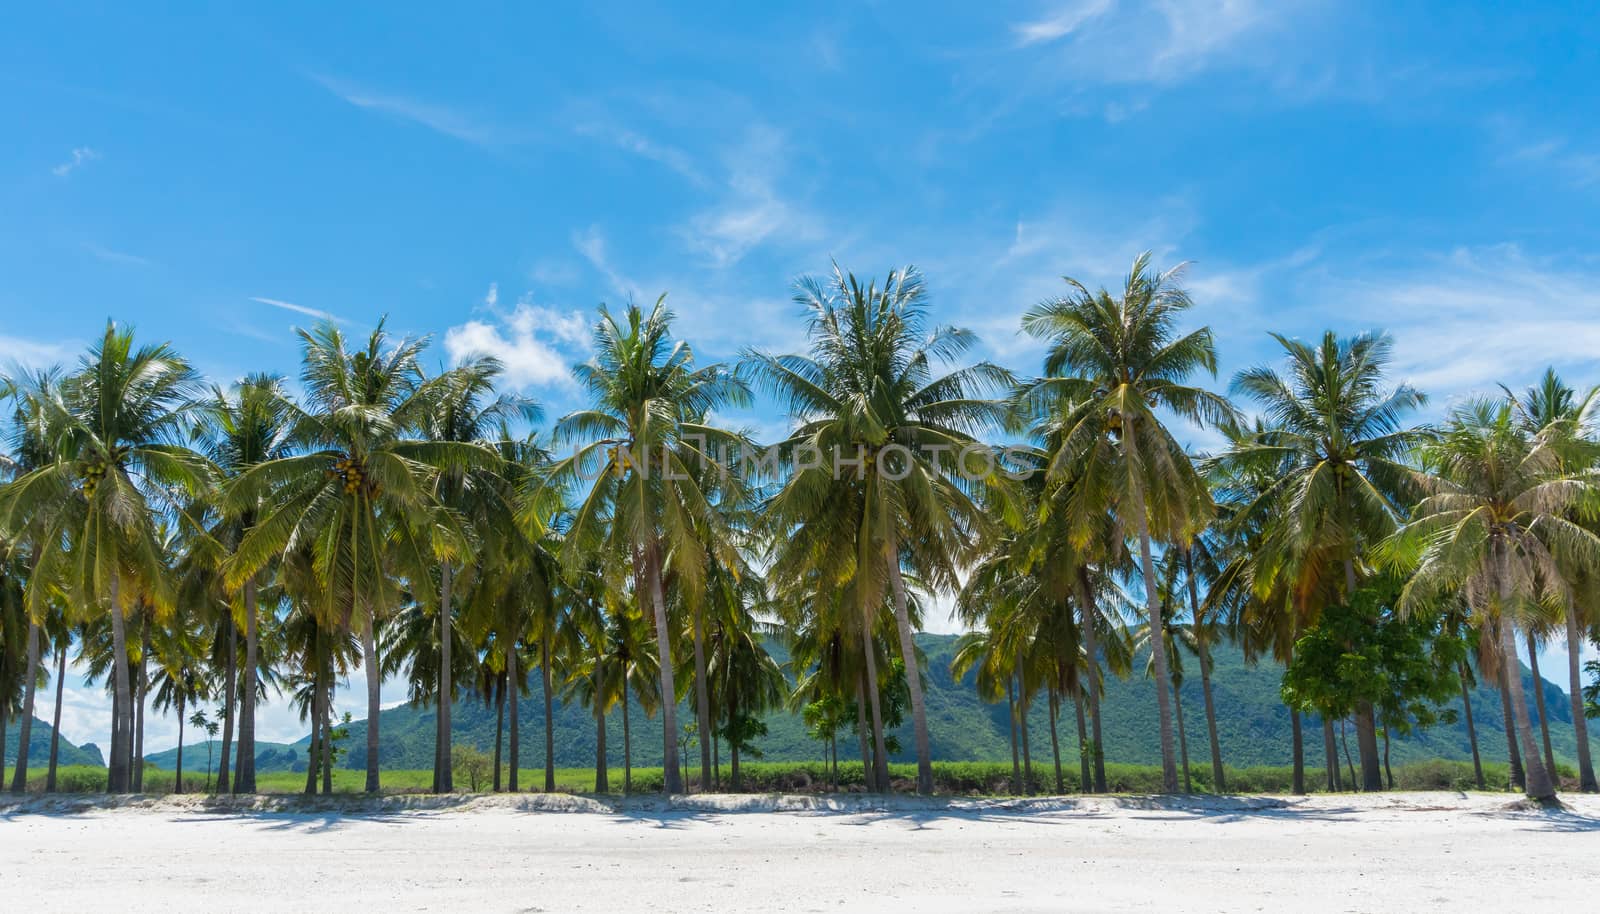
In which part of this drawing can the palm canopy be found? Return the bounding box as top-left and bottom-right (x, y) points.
(1228, 330), (1428, 601)
(1014, 253), (1233, 547)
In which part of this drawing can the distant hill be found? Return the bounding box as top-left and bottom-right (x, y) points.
(2, 717), (107, 769)
(139, 632), (1600, 775)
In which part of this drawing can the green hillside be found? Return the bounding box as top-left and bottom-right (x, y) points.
(139, 632), (1599, 776)
(2, 718), (107, 769)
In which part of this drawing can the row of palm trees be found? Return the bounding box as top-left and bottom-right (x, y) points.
(3, 254), (1598, 802)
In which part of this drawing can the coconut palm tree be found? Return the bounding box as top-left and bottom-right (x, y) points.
(1015, 253), (1234, 792)
(0, 323), (211, 792)
(1387, 398), (1600, 801)
(1507, 367), (1600, 792)
(746, 264), (1010, 795)
(227, 319), (490, 792)
(542, 298), (749, 794)
(192, 374), (296, 793)
(1227, 329), (1428, 792)
(411, 357), (532, 791)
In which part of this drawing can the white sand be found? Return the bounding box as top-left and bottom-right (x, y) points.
(4, 792), (1597, 912)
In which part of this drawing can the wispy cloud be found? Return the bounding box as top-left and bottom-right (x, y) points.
(51, 146), (99, 177)
(1009, 0), (1323, 88)
(0, 334), (77, 370)
(1498, 126), (1600, 190)
(1014, 0), (1114, 45)
(442, 283), (587, 389)
(679, 126), (823, 268)
(82, 242), (151, 266)
(574, 121), (709, 186)
(250, 296), (346, 324)
(312, 74), (505, 147)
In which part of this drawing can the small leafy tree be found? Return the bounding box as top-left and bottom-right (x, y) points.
(450, 744), (491, 793)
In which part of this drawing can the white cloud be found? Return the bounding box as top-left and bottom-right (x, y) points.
(679, 126), (823, 268)
(1011, 0), (1320, 86)
(82, 242), (152, 266)
(0, 334), (77, 370)
(1014, 0), (1115, 45)
(51, 146), (98, 177)
(313, 75), (504, 147)
(443, 285), (588, 389)
(574, 121), (709, 186)
(250, 296), (346, 324)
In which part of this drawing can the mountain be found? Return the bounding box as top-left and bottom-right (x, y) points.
(141, 633), (1600, 774)
(2, 717), (107, 769)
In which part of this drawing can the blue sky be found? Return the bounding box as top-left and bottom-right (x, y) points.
(5, 2), (1600, 753)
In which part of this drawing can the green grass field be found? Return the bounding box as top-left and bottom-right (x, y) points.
(17, 757), (1547, 797)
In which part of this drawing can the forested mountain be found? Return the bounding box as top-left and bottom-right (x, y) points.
(140, 633), (1597, 775)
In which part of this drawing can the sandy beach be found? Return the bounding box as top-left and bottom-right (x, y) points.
(3, 792), (1596, 912)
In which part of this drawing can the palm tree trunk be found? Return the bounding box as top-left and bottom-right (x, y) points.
(304, 677), (321, 796)
(622, 684), (632, 794)
(644, 546), (681, 794)
(508, 645), (521, 792)
(1566, 609), (1598, 791)
(237, 576), (259, 793)
(691, 605), (713, 792)
(1526, 638), (1558, 781)
(1184, 551), (1227, 792)
(859, 612), (891, 792)
(134, 631), (147, 792)
(1018, 683), (1033, 795)
(1197, 640), (1226, 792)
(47, 640), (66, 792)
(1073, 689), (1090, 792)
(886, 557), (933, 795)
(175, 689), (185, 794)
(1441, 665), (1480, 795)
(1497, 660), (1524, 791)
(1174, 678), (1192, 793)
(435, 561), (455, 793)
(217, 615), (235, 794)
(1125, 444), (1180, 793)
(1048, 688), (1064, 794)
(1496, 608), (1554, 799)
(10, 618), (40, 793)
(1288, 708), (1305, 794)
(108, 575), (132, 793)
(854, 674), (873, 791)
(361, 612), (381, 793)
(541, 637), (554, 793)
(728, 688), (741, 792)
(1007, 675), (1021, 795)
(1076, 569), (1107, 793)
(593, 695), (609, 794)
(493, 674), (505, 792)
(320, 679), (333, 795)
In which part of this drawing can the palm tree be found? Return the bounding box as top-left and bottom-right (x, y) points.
(1507, 368), (1600, 792)
(1388, 399), (1600, 801)
(227, 320), (488, 792)
(747, 264), (1010, 795)
(150, 616), (209, 794)
(0, 323), (211, 792)
(544, 298), (749, 794)
(193, 374), (296, 793)
(404, 357), (532, 792)
(1227, 330), (1428, 792)
(1016, 253), (1234, 792)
